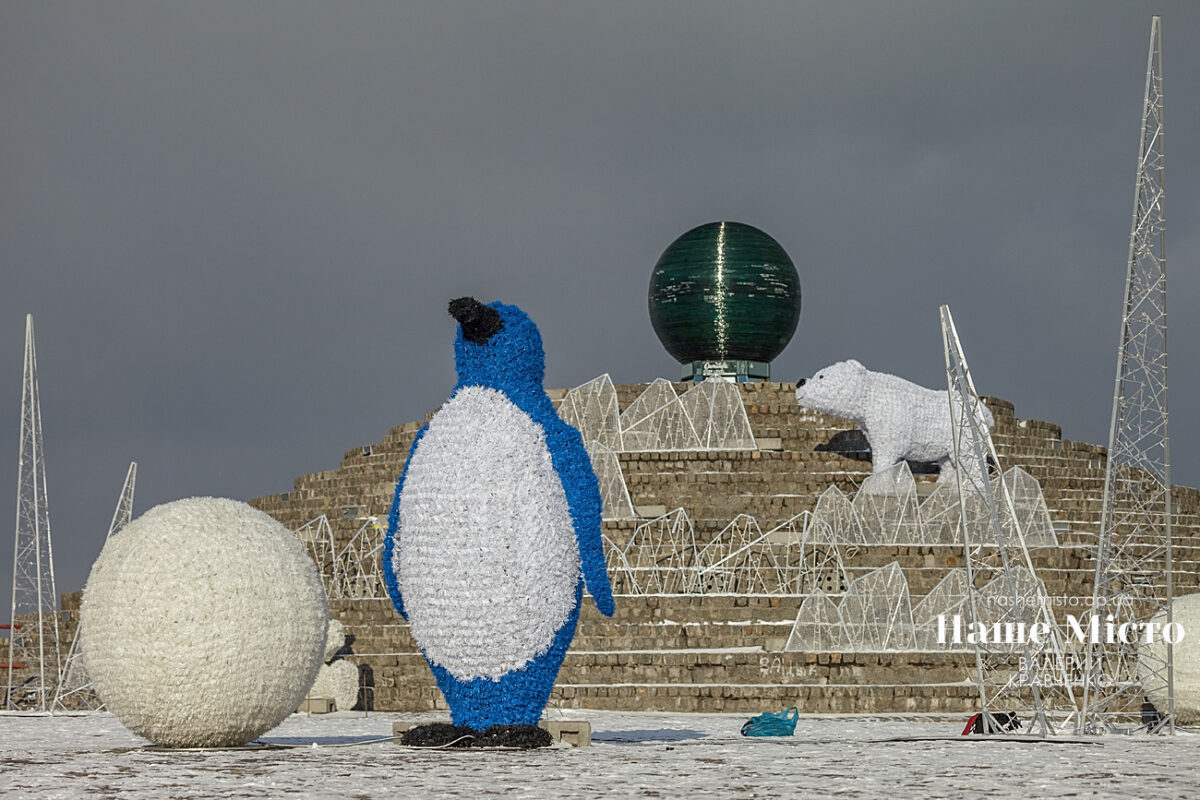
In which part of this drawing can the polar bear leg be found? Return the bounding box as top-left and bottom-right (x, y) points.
(867, 434), (902, 476)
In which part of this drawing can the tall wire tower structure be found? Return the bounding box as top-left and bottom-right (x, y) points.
(52, 461), (137, 712)
(941, 305), (1080, 736)
(1080, 15), (1173, 735)
(6, 314), (61, 711)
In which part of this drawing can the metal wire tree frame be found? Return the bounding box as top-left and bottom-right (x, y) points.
(794, 514), (849, 597)
(585, 440), (637, 521)
(840, 562), (917, 651)
(558, 374), (624, 452)
(559, 374), (757, 453)
(601, 532), (638, 595)
(1079, 16), (1174, 735)
(335, 518), (387, 599)
(941, 305), (1080, 736)
(620, 508), (700, 594)
(912, 570), (971, 651)
(785, 562), (920, 653)
(613, 510), (849, 597)
(295, 514), (342, 597)
(52, 461), (137, 712)
(693, 514), (794, 594)
(6, 316), (62, 711)
(785, 591), (849, 652)
(678, 380), (757, 450)
(853, 462), (922, 544)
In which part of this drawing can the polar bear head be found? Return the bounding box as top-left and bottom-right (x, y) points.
(794, 359), (869, 422)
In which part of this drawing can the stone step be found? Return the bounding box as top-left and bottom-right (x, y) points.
(350, 650), (974, 691)
(367, 680), (982, 715)
(337, 597), (1110, 658)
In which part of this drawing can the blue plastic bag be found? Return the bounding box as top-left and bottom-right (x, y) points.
(741, 707), (799, 737)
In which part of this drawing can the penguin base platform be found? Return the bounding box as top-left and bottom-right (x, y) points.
(398, 722), (553, 750)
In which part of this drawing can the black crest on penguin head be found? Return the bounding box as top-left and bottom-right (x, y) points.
(448, 297), (504, 344)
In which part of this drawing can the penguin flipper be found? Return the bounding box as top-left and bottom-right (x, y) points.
(383, 424), (429, 621)
(546, 422), (615, 617)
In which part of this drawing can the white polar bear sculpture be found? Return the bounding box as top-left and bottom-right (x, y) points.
(794, 359), (995, 482)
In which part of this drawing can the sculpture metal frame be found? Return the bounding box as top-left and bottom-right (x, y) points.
(1080, 15), (1174, 735)
(941, 304), (1080, 735)
(52, 461), (137, 712)
(6, 315), (61, 711)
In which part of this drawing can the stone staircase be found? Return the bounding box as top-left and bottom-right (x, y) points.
(331, 596), (980, 715)
(244, 380), (1200, 715)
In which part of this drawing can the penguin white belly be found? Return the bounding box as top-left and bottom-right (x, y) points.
(396, 386), (580, 681)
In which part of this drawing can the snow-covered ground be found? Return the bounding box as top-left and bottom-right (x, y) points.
(1, 709), (1197, 799)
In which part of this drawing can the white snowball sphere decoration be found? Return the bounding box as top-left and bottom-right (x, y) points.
(310, 659), (361, 711)
(1139, 593), (1200, 725)
(81, 497), (328, 747)
(324, 618), (346, 662)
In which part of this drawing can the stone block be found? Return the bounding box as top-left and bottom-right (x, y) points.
(540, 719), (592, 747)
(298, 698), (335, 714)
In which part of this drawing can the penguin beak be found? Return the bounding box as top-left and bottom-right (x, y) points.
(448, 297), (504, 345)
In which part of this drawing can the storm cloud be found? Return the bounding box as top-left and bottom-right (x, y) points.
(2, 2), (1198, 599)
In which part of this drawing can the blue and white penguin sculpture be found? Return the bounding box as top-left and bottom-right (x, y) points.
(383, 297), (615, 736)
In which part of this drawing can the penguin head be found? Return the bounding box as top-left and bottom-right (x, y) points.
(449, 297), (545, 390)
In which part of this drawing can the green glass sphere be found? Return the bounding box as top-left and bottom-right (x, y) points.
(648, 221), (802, 365)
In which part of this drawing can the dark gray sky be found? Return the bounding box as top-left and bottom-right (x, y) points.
(3, 2), (1198, 603)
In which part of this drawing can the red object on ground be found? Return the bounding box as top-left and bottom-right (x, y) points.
(961, 714), (981, 736)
